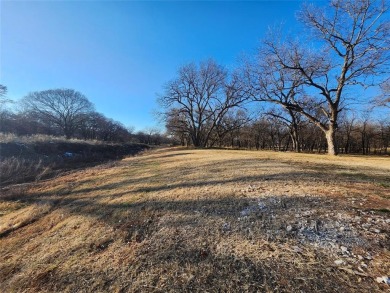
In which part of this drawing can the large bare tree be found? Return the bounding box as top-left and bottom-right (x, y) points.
(254, 0), (389, 155)
(22, 88), (94, 139)
(159, 60), (247, 147)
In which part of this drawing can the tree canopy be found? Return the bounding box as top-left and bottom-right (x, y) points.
(22, 89), (95, 139)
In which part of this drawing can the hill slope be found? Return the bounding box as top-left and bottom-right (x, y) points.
(0, 137), (148, 186)
(1, 148), (389, 292)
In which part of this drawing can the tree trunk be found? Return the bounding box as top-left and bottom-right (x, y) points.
(64, 129), (72, 139)
(290, 127), (300, 153)
(325, 127), (337, 155)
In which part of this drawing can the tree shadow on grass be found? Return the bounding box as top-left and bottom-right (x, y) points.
(0, 180), (388, 292)
(8, 242), (362, 293)
(155, 152), (195, 159)
(1, 180), (385, 250)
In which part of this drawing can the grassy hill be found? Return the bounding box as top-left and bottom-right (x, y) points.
(0, 148), (389, 292)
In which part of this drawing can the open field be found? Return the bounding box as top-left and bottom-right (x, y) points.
(0, 148), (389, 292)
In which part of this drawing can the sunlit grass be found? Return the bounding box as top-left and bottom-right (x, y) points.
(0, 148), (389, 292)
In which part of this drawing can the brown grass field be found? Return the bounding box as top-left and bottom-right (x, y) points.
(0, 148), (389, 292)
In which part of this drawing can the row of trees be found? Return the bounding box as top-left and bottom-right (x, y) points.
(159, 0), (389, 155)
(184, 110), (389, 155)
(0, 87), (168, 144)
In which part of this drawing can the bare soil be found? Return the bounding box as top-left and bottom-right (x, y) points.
(0, 148), (389, 292)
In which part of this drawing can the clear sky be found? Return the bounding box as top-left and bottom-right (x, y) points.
(1, 0), (313, 131)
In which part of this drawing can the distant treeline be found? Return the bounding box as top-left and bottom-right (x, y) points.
(167, 109), (390, 155)
(0, 87), (171, 145)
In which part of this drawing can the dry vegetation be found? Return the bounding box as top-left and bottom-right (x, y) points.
(0, 148), (389, 292)
(0, 134), (148, 186)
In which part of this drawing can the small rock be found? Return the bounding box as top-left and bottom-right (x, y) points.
(286, 225), (293, 232)
(240, 208), (251, 217)
(372, 229), (381, 233)
(334, 259), (344, 265)
(357, 255), (363, 260)
(376, 276), (390, 284)
(222, 222), (231, 232)
(292, 246), (302, 253)
(339, 227), (345, 232)
(340, 246), (348, 253)
(258, 202), (267, 210)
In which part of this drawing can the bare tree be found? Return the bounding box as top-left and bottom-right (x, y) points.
(257, 0), (389, 155)
(211, 109), (252, 147)
(164, 108), (191, 146)
(0, 84), (12, 111)
(338, 112), (357, 154)
(263, 107), (305, 152)
(0, 84), (13, 133)
(378, 118), (390, 154)
(375, 78), (390, 108)
(0, 84), (7, 97)
(243, 51), (306, 152)
(22, 89), (94, 139)
(159, 60), (247, 147)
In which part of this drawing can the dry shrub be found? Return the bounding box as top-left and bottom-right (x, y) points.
(0, 134), (149, 186)
(0, 157), (50, 186)
(0, 133), (102, 145)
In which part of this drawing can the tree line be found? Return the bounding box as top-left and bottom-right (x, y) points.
(1, 1), (388, 154)
(159, 0), (389, 155)
(0, 87), (169, 144)
(169, 108), (389, 155)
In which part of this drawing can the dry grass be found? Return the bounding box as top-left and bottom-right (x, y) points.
(0, 136), (148, 186)
(0, 133), (103, 144)
(0, 148), (389, 292)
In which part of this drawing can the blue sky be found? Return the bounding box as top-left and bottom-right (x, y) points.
(1, 1), (313, 130)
